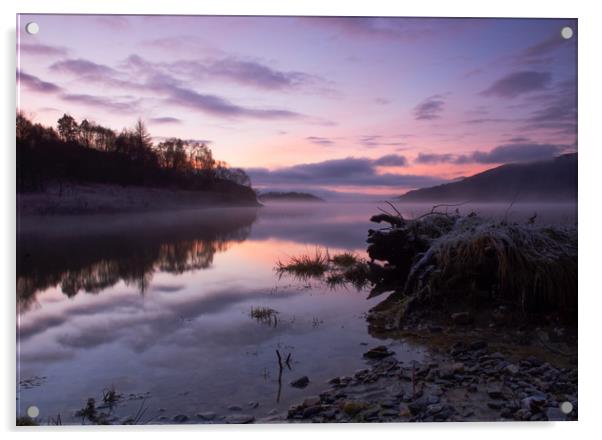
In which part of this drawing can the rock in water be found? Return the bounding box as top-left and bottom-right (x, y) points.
(196, 412), (216, 421)
(362, 346), (394, 359)
(290, 376), (310, 388)
(172, 414), (189, 423)
(223, 414), (255, 424)
(302, 396), (321, 407)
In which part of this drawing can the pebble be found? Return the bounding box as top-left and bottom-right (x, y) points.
(172, 414), (189, 423)
(196, 412), (216, 421)
(363, 346), (394, 360)
(291, 376), (310, 388)
(223, 414), (255, 424)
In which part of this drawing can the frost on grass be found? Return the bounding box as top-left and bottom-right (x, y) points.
(367, 207), (577, 325)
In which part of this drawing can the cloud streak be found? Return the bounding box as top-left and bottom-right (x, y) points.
(60, 93), (139, 113)
(414, 95), (445, 120)
(148, 116), (182, 124)
(45, 54), (307, 121)
(18, 43), (68, 57)
(18, 71), (62, 93)
(247, 155), (442, 189)
(51, 58), (118, 77)
(481, 71), (551, 98)
(415, 143), (569, 165)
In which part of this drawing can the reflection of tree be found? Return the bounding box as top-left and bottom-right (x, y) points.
(17, 211), (257, 313)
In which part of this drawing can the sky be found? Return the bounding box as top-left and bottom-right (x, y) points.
(17, 15), (577, 198)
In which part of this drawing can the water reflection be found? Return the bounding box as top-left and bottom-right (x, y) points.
(17, 208), (258, 311)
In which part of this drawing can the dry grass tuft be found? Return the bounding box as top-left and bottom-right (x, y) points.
(276, 248), (330, 279)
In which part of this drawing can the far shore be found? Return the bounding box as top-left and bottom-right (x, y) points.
(17, 183), (261, 216)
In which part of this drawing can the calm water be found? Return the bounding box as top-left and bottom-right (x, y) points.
(16, 201), (576, 424)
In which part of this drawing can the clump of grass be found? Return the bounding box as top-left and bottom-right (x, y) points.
(276, 248), (330, 279)
(379, 213), (578, 321)
(16, 416), (38, 426)
(250, 306), (279, 326)
(75, 398), (99, 424)
(276, 248), (370, 291)
(330, 252), (360, 268)
(101, 384), (121, 408)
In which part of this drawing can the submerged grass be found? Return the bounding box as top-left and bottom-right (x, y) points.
(331, 252), (361, 268)
(276, 248), (330, 278)
(250, 306), (279, 326)
(276, 247), (369, 290)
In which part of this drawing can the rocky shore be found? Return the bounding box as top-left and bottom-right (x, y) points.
(285, 337), (577, 423)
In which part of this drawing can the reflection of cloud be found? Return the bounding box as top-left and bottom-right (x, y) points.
(46, 287), (297, 353)
(481, 71), (551, 98)
(151, 283), (185, 293)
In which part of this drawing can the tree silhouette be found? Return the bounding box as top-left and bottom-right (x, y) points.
(16, 113), (257, 200)
(57, 114), (79, 142)
(79, 119), (94, 148)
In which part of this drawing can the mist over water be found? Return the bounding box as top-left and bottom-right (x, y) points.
(16, 200), (576, 423)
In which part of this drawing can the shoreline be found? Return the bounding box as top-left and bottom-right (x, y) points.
(283, 324), (577, 423)
(17, 182), (261, 217)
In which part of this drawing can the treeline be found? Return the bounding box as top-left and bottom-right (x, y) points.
(16, 113), (252, 195)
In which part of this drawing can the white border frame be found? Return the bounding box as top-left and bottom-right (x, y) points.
(3, 1), (600, 439)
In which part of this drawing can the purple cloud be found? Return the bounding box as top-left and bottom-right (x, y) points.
(247, 155), (431, 189)
(302, 17), (476, 42)
(162, 82), (302, 119)
(18, 71), (62, 93)
(373, 154), (407, 166)
(148, 117), (181, 124)
(522, 79), (576, 135)
(358, 135), (406, 148)
(481, 71), (551, 98)
(470, 143), (568, 163)
(96, 16), (130, 30)
(60, 93), (139, 113)
(415, 153), (456, 164)
(18, 43), (68, 57)
(416, 143), (569, 165)
(41, 54), (306, 121)
(523, 33), (571, 59)
(50, 59), (117, 77)
(205, 58), (315, 90)
(414, 95), (445, 120)
(464, 118), (511, 124)
(306, 136), (335, 146)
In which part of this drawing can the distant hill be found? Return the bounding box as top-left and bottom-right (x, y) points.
(399, 153), (577, 202)
(258, 191), (325, 202)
